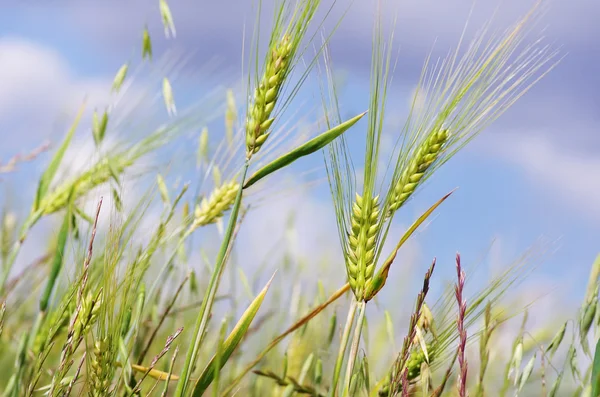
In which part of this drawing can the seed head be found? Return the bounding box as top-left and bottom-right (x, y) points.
(193, 181), (239, 228)
(389, 129), (449, 214)
(246, 35), (293, 157)
(346, 194), (381, 300)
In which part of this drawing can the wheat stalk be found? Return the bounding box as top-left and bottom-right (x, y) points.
(455, 253), (468, 397)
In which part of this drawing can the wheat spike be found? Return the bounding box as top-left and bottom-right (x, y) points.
(346, 193), (380, 300)
(389, 129), (449, 214)
(193, 181), (239, 228)
(39, 157), (134, 215)
(245, 35), (293, 157)
(90, 339), (111, 396)
(378, 345), (435, 396)
(72, 290), (102, 341)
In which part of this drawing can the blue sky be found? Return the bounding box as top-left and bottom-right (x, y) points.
(0, 0), (599, 326)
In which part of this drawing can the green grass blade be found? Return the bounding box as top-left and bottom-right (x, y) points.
(592, 338), (600, 397)
(34, 103), (86, 211)
(39, 205), (71, 312)
(243, 111), (367, 189)
(192, 273), (275, 396)
(212, 318), (229, 397)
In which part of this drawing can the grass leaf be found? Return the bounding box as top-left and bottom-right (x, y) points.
(591, 339), (600, 396)
(39, 204), (71, 312)
(243, 111), (367, 189)
(191, 273), (276, 396)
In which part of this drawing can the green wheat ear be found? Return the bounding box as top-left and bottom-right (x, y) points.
(389, 128), (449, 214)
(346, 194), (381, 300)
(89, 338), (111, 396)
(192, 180), (240, 228)
(246, 34), (293, 157)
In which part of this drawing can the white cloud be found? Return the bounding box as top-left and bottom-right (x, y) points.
(0, 38), (113, 154)
(490, 131), (600, 219)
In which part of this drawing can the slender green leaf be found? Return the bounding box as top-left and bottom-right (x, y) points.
(191, 273), (275, 396)
(39, 205), (71, 312)
(592, 338), (600, 396)
(243, 111), (367, 189)
(213, 318), (229, 397)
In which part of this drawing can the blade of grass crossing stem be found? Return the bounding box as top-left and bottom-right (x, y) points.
(243, 112), (366, 189)
(39, 205), (71, 312)
(592, 338), (600, 397)
(34, 103), (86, 211)
(192, 273), (276, 396)
(174, 163), (248, 396)
(364, 190), (455, 300)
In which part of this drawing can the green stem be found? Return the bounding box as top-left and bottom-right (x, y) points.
(0, 210), (42, 297)
(344, 300), (366, 395)
(174, 162), (249, 397)
(330, 299), (357, 397)
(0, 238), (24, 297)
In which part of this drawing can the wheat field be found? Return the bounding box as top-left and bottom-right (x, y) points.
(0, 0), (598, 396)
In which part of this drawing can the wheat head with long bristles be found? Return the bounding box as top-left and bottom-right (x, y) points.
(89, 338), (111, 396)
(389, 129), (449, 214)
(346, 193), (381, 300)
(245, 35), (293, 157)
